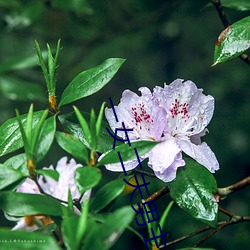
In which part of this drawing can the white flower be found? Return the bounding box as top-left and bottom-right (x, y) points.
(12, 157), (90, 231)
(103, 79), (219, 182)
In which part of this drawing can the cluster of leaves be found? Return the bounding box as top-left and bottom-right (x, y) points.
(0, 40), (220, 250)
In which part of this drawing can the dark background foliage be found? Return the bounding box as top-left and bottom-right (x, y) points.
(0, 0), (249, 249)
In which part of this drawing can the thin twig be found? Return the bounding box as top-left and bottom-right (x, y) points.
(218, 206), (235, 218)
(159, 224), (212, 248)
(137, 186), (170, 211)
(193, 216), (250, 247)
(135, 169), (157, 177)
(218, 176), (250, 199)
(211, 0), (250, 66)
(159, 216), (250, 249)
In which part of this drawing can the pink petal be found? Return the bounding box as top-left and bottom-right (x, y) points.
(179, 139), (219, 173)
(153, 79), (214, 136)
(148, 138), (185, 182)
(104, 157), (146, 173)
(16, 178), (40, 194)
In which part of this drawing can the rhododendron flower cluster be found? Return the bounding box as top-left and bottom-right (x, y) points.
(11, 157), (90, 231)
(104, 79), (219, 182)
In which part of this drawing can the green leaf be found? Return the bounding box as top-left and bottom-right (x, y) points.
(36, 116), (56, 162)
(0, 164), (27, 190)
(36, 169), (59, 181)
(96, 102), (106, 139)
(213, 16), (250, 65)
(62, 201), (89, 250)
(0, 76), (46, 102)
(56, 131), (89, 165)
(83, 206), (135, 250)
(168, 159), (218, 227)
(59, 58), (125, 106)
(73, 106), (91, 146)
(75, 167), (102, 194)
(97, 140), (159, 166)
(89, 108), (97, 149)
(221, 0), (250, 11)
(4, 153), (28, 175)
(91, 178), (127, 213)
(59, 112), (121, 153)
(61, 215), (80, 250)
(0, 111), (44, 157)
(0, 192), (66, 216)
(0, 228), (60, 250)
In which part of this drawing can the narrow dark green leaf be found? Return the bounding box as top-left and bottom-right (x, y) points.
(75, 167), (102, 194)
(0, 164), (27, 190)
(56, 131), (89, 165)
(90, 108), (97, 149)
(213, 16), (250, 65)
(0, 111), (44, 157)
(168, 159), (218, 227)
(0, 192), (65, 216)
(73, 106), (91, 146)
(35, 40), (50, 89)
(59, 112), (122, 153)
(98, 140), (159, 166)
(36, 116), (56, 162)
(96, 102), (106, 139)
(0, 76), (46, 102)
(59, 58), (125, 106)
(0, 228), (60, 250)
(221, 0), (250, 11)
(31, 109), (49, 158)
(90, 178), (127, 213)
(83, 206), (135, 250)
(61, 215), (80, 250)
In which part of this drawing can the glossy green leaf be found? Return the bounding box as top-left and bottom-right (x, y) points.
(0, 192), (65, 216)
(59, 58), (125, 106)
(59, 113), (121, 153)
(0, 164), (27, 190)
(61, 215), (80, 250)
(56, 131), (89, 164)
(96, 102), (106, 139)
(168, 159), (218, 227)
(0, 111), (44, 157)
(91, 178), (127, 213)
(75, 167), (102, 194)
(98, 140), (159, 166)
(36, 169), (59, 181)
(221, 0), (250, 11)
(83, 206), (135, 250)
(213, 16), (250, 65)
(0, 76), (46, 102)
(0, 228), (60, 250)
(73, 106), (91, 146)
(36, 116), (56, 162)
(4, 153), (28, 175)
